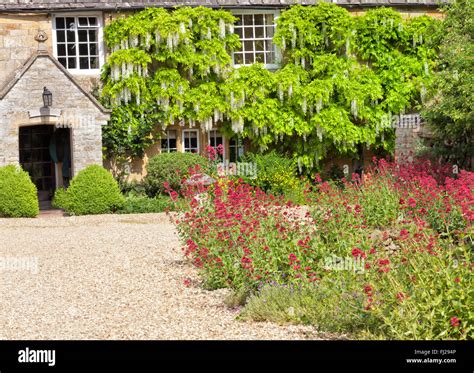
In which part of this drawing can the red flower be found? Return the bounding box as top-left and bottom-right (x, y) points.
(450, 317), (460, 327)
(183, 278), (192, 287)
(378, 258), (390, 266)
(351, 248), (366, 259)
(454, 277), (461, 283)
(363, 285), (373, 295)
(396, 292), (406, 302)
(288, 253), (297, 262)
(408, 198), (417, 208)
(399, 229), (409, 239)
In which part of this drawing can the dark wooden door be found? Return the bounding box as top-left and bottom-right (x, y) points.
(19, 125), (56, 201)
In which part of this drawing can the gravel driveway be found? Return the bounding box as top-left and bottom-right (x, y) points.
(0, 213), (323, 340)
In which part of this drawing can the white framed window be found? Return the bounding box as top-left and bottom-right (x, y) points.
(161, 129), (177, 153)
(183, 129), (199, 153)
(232, 10), (280, 69)
(229, 136), (245, 162)
(52, 13), (104, 74)
(208, 129), (225, 160)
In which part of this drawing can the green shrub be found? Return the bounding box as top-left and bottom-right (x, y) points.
(0, 165), (39, 218)
(241, 279), (381, 336)
(51, 187), (67, 209)
(241, 151), (306, 201)
(57, 165), (125, 215)
(119, 180), (147, 196)
(118, 195), (179, 214)
(144, 152), (210, 196)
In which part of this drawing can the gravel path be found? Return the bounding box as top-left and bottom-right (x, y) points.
(0, 213), (325, 340)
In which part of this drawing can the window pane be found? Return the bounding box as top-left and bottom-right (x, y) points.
(78, 30), (88, 42)
(254, 14), (264, 25)
(90, 57), (99, 69)
(235, 27), (243, 39)
(79, 57), (89, 70)
(235, 15), (243, 26)
(244, 27), (253, 39)
(57, 30), (65, 43)
(68, 57), (76, 69)
(244, 41), (254, 52)
(88, 30), (97, 42)
(79, 43), (88, 56)
(255, 39), (265, 51)
(255, 27), (264, 38)
(255, 53), (265, 63)
(266, 25), (275, 38)
(66, 17), (75, 30)
(245, 53), (254, 64)
(88, 17), (98, 26)
(265, 14), (274, 25)
(66, 30), (76, 43)
(57, 44), (66, 57)
(243, 15), (253, 25)
(56, 17), (65, 29)
(89, 43), (98, 55)
(265, 40), (274, 51)
(78, 17), (89, 27)
(58, 57), (67, 68)
(266, 52), (275, 64)
(67, 43), (76, 56)
(234, 53), (243, 65)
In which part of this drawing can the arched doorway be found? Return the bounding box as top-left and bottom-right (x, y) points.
(19, 125), (71, 209)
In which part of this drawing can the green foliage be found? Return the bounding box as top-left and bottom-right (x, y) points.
(56, 165), (125, 215)
(102, 4), (439, 172)
(0, 165), (39, 218)
(117, 195), (179, 214)
(241, 281), (381, 336)
(101, 6), (239, 158)
(51, 187), (67, 209)
(241, 151), (303, 197)
(144, 152), (210, 196)
(422, 0), (474, 169)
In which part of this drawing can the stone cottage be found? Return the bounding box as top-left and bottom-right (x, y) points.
(0, 0), (443, 203)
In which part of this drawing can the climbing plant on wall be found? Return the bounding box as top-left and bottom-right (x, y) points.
(101, 4), (440, 171)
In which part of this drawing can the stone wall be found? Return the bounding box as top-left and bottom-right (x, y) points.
(0, 54), (109, 175)
(0, 13), (53, 89)
(0, 12), (103, 95)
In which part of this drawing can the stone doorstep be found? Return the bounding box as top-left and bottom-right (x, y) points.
(38, 209), (65, 218)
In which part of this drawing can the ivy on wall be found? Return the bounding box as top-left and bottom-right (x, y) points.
(101, 4), (440, 171)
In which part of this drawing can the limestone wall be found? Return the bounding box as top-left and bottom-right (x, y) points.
(0, 55), (109, 175)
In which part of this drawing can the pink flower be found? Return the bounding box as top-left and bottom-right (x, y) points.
(450, 317), (460, 327)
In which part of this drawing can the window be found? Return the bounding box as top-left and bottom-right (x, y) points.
(53, 15), (103, 72)
(208, 130), (225, 160)
(161, 129), (177, 153)
(229, 137), (245, 163)
(183, 130), (199, 153)
(233, 11), (279, 68)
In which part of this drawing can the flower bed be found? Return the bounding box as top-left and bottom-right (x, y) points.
(174, 159), (473, 339)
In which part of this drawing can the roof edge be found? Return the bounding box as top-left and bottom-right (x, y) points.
(0, 51), (111, 115)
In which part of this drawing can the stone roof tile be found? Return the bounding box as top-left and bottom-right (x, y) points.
(0, 0), (446, 11)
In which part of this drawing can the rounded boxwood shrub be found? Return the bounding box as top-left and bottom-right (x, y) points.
(0, 165), (39, 218)
(57, 165), (125, 215)
(145, 152), (210, 196)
